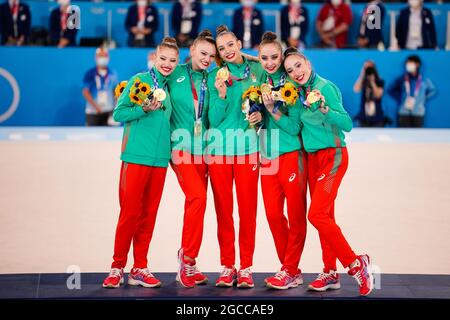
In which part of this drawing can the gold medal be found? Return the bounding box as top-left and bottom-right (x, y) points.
(261, 83), (272, 94)
(272, 91), (282, 101)
(194, 120), (202, 137)
(217, 67), (229, 81)
(153, 88), (166, 102)
(307, 91), (321, 105)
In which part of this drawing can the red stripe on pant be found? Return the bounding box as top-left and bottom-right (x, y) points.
(307, 147), (357, 270)
(111, 162), (167, 269)
(261, 150), (308, 275)
(207, 153), (259, 269)
(171, 150), (208, 259)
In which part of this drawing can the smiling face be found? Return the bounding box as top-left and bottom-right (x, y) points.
(216, 33), (242, 64)
(284, 54), (312, 85)
(259, 43), (282, 74)
(155, 46), (179, 76)
(190, 40), (216, 71)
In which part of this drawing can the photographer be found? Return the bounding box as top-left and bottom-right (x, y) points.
(353, 61), (385, 127)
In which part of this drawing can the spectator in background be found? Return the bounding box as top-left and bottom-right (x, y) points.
(396, 0), (437, 50)
(0, 0), (31, 45)
(147, 50), (155, 71)
(125, 0), (159, 47)
(49, 0), (77, 48)
(281, 0), (308, 50)
(316, 0), (352, 49)
(232, 0), (264, 49)
(82, 48), (118, 126)
(357, 0), (385, 49)
(171, 0), (202, 48)
(388, 55), (436, 128)
(353, 60), (385, 127)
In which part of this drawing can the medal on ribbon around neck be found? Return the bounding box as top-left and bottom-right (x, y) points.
(152, 88), (166, 102)
(194, 119), (202, 137)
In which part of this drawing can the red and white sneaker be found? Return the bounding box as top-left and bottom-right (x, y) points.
(102, 268), (124, 288)
(265, 269), (303, 290)
(215, 266), (237, 287)
(308, 270), (341, 292)
(348, 254), (374, 296)
(128, 268), (161, 288)
(193, 265), (208, 285)
(176, 248), (195, 288)
(237, 267), (254, 288)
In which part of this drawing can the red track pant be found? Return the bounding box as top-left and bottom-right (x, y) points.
(111, 162), (167, 269)
(261, 150), (308, 275)
(207, 153), (259, 269)
(171, 150), (208, 259)
(307, 147), (357, 271)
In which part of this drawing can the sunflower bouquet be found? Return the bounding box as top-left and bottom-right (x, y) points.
(261, 82), (299, 113)
(128, 78), (167, 110)
(241, 86), (263, 128)
(242, 85), (263, 114)
(114, 81), (128, 99)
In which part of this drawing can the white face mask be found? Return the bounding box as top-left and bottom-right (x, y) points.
(147, 60), (154, 71)
(96, 57), (109, 68)
(241, 0), (255, 8)
(331, 0), (342, 7)
(408, 0), (421, 9)
(137, 0), (147, 7)
(406, 62), (417, 73)
(57, 0), (70, 7)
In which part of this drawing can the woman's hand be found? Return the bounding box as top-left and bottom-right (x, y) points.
(248, 112), (262, 126)
(215, 77), (227, 99)
(142, 97), (162, 113)
(262, 92), (275, 112)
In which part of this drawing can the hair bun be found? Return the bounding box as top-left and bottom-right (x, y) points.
(283, 46), (299, 58)
(216, 25), (229, 36)
(262, 31), (277, 42)
(198, 29), (213, 38)
(162, 37), (177, 45)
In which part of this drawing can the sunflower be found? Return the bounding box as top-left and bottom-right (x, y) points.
(242, 86), (261, 101)
(280, 82), (299, 105)
(129, 93), (143, 105)
(138, 83), (151, 96)
(114, 81), (127, 98)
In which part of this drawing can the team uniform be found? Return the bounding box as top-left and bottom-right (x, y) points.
(206, 57), (264, 288)
(298, 72), (373, 296)
(259, 68), (307, 289)
(103, 67), (172, 288)
(167, 63), (209, 287)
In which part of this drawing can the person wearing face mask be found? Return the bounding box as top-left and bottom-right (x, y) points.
(0, 0), (31, 45)
(171, 0), (202, 48)
(257, 32), (307, 290)
(316, 0), (352, 49)
(280, 0), (309, 50)
(353, 60), (385, 127)
(102, 37), (178, 289)
(164, 30), (217, 289)
(396, 0), (437, 50)
(207, 25), (263, 289)
(388, 55), (436, 127)
(357, 0), (386, 49)
(232, 0), (265, 49)
(284, 47), (374, 296)
(125, 0), (159, 47)
(49, 0), (78, 48)
(82, 48), (118, 126)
